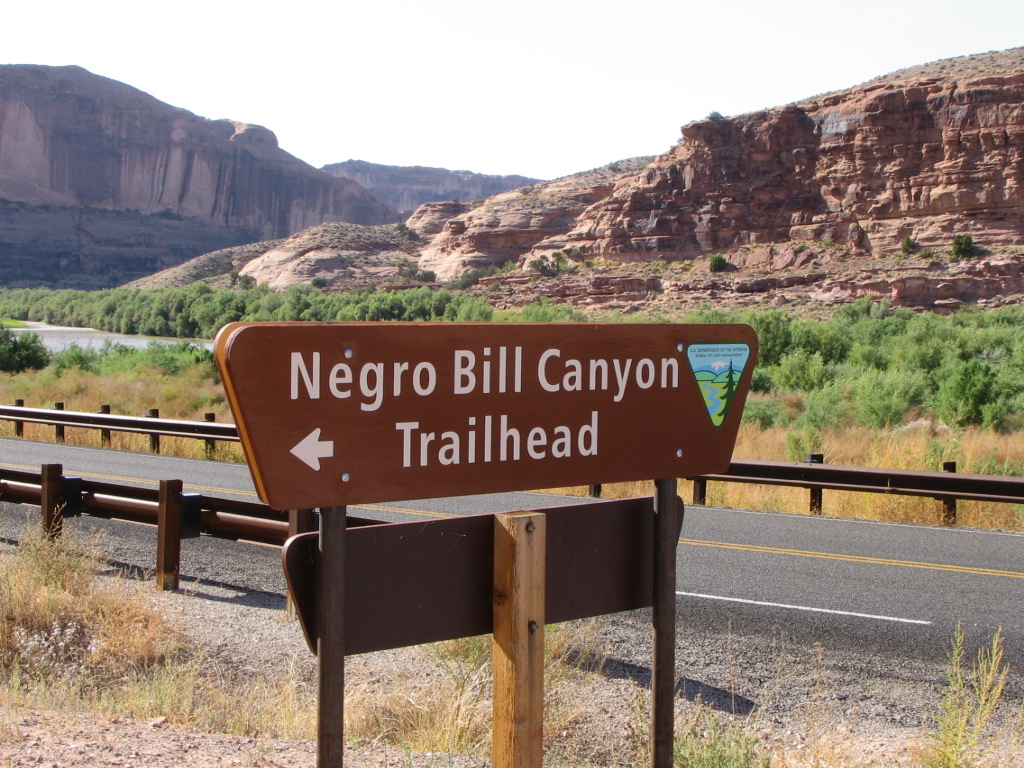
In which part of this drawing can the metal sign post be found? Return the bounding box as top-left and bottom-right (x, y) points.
(317, 506), (346, 766)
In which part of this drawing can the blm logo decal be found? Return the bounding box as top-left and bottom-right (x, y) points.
(686, 343), (751, 427)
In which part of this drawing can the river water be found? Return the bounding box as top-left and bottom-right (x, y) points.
(10, 321), (212, 353)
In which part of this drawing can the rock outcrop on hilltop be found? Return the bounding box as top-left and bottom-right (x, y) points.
(416, 48), (1024, 280)
(416, 158), (652, 280)
(0, 65), (396, 287)
(321, 160), (539, 217)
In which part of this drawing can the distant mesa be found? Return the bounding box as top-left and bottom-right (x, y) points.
(321, 160), (541, 217)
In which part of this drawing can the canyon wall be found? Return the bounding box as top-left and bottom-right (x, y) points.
(0, 65), (396, 286)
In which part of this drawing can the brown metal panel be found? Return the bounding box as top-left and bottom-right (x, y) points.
(283, 498), (655, 656)
(216, 322), (757, 509)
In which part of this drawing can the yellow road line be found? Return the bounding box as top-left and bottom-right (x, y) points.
(681, 538), (1024, 579)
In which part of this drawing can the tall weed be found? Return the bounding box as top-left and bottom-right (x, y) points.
(920, 627), (1013, 768)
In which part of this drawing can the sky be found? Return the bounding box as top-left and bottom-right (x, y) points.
(5, 0), (1023, 180)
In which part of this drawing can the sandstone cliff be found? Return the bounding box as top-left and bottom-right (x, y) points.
(415, 48), (1023, 277)
(321, 160), (539, 216)
(0, 65), (396, 287)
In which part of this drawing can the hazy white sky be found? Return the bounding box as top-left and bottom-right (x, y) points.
(5, 0), (1023, 180)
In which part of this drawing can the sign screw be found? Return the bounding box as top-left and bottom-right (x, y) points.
(676, 449), (684, 458)
(528, 620), (538, 633)
(344, 348), (354, 359)
(341, 473), (351, 482)
(526, 522), (535, 533)
(677, 343), (684, 352)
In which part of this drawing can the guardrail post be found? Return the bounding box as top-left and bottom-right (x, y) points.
(203, 413), (217, 457)
(493, 511), (546, 768)
(147, 408), (161, 453)
(940, 461), (957, 527)
(13, 399), (24, 437)
(54, 402), (65, 443)
(157, 479), (183, 590)
(806, 453), (824, 514)
(98, 404), (111, 446)
(40, 463), (64, 539)
(691, 477), (707, 506)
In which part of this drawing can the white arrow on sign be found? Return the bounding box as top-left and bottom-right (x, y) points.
(290, 428), (334, 471)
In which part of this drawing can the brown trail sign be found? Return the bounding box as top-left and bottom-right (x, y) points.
(215, 321), (757, 768)
(216, 322), (756, 509)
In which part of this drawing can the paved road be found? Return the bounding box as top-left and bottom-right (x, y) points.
(2, 437), (1021, 681)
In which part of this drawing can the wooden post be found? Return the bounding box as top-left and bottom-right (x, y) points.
(98, 404), (111, 446)
(13, 399), (24, 438)
(941, 461), (957, 527)
(156, 480), (183, 591)
(54, 402), (65, 443)
(318, 507), (346, 768)
(493, 511), (546, 768)
(40, 463), (64, 539)
(652, 478), (681, 768)
(147, 408), (161, 453)
(806, 453), (824, 515)
(588, 484), (602, 498)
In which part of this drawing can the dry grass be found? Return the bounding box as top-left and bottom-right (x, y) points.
(0, 529), (181, 705)
(0, 366), (246, 462)
(549, 424), (1024, 532)
(344, 620), (616, 764)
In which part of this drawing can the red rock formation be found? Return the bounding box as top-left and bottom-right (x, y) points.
(418, 159), (650, 280)
(415, 49), (1023, 280)
(565, 68), (1024, 261)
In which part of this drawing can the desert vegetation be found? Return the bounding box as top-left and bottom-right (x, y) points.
(3, 292), (1024, 529)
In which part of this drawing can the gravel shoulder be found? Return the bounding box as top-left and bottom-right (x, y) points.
(1, 505), (1021, 767)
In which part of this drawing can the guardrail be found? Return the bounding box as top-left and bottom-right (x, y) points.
(0, 463), (382, 591)
(3, 404), (1023, 527)
(2, 401), (238, 454)
(689, 455), (1024, 526)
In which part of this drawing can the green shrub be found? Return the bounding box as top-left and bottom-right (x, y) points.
(852, 368), (924, 428)
(528, 252), (571, 277)
(798, 383), (851, 431)
(901, 235), (917, 255)
(934, 359), (995, 427)
(771, 350), (829, 392)
(707, 253), (729, 272)
(951, 234), (975, 259)
(0, 327), (50, 373)
(742, 399), (787, 429)
(741, 309), (792, 368)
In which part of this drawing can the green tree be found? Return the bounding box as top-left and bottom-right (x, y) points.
(0, 327), (50, 372)
(935, 359), (995, 427)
